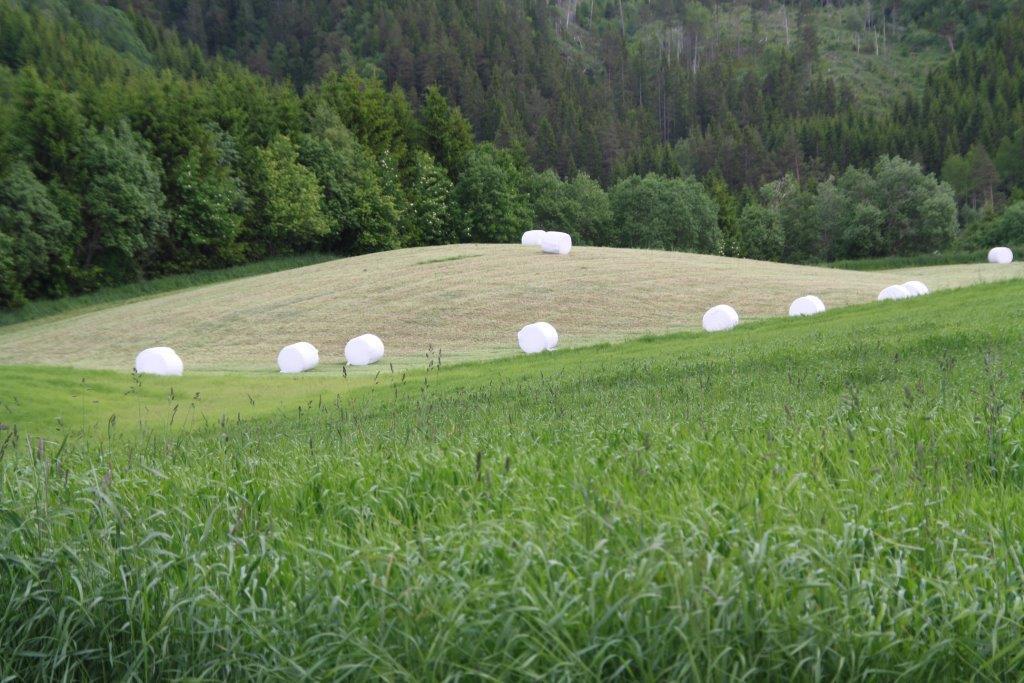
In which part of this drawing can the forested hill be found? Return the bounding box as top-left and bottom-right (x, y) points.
(104, 1), (1022, 186)
(2, 0), (1024, 309)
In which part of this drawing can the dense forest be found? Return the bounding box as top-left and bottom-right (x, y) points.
(1, 0), (1024, 308)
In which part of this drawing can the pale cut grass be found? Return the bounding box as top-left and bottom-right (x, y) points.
(0, 244), (1019, 371)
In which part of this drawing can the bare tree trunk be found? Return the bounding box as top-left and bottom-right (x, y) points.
(782, 5), (790, 47)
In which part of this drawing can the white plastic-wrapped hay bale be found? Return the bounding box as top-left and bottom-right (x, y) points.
(344, 334), (384, 366)
(518, 322), (558, 354)
(134, 347), (183, 376)
(277, 342), (319, 374)
(877, 284), (912, 301)
(702, 305), (739, 332)
(902, 281), (929, 297)
(988, 247), (1014, 264)
(788, 295), (826, 317)
(521, 230), (546, 246)
(540, 231), (572, 255)
(534, 322), (558, 350)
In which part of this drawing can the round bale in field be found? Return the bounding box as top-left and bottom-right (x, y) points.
(878, 284), (912, 301)
(540, 231), (572, 255)
(521, 230), (546, 246)
(135, 347), (183, 376)
(534, 322), (559, 350)
(344, 334), (384, 366)
(788, 295), (826, 317)
(702, 304), (739, 332)
(277, 342), (319, 373)
(902, 281), (929, 297)
(518, 322), (558, 354)
(988, 247), (1013, 264)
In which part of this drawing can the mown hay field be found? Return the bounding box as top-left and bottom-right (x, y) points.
(0, 244), (1019, 371)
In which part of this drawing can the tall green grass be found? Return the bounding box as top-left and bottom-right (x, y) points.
(2, 281), (1024, 678)
(0, 254), (335, 327)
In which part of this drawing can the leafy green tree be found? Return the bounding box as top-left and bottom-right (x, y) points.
(14, 68), (85, 184)
(965, 143), (999, 208)
(404, 150), (457, 246)
(525, 170), (611, 246)
(454, 144), (532, 243)
(760, 174), (818, 262)
(524, 169), (567, 229)
(297, 121), (400, 254)
(567, 172), (613, 246)
(163, 126), (247, 269)
(609, 174), (720, 252)
(309, 70), (410, 165)
(869, 155), (958, 254)
(419, 86), (474, 180)
(0, 230), (19, 308)
(250, 134), (330, 254)
(704, 172), (740, 256)
(941, 153), (972, 201)
(75, 122), (167, 283)
(975, 200), (1024, 246)
(816, 178), (885, 259)
(0, 162), (78, 303)
(737, 203), (784, 261)
(995, 130), (1024, 189)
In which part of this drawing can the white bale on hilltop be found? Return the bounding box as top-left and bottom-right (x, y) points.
(902, 281), (929, 297)
(277, 342), (319, 373)
(702, 305), (739, 332)
(135, 347), (183, 376)
(988, 246), (1014, 264)
(518, 322), (558, 354)
(540, 231), (572, 255)
(788, 295), (826, 317)
(344, 334), (384, 366)
(877, 284), (912, 301)
(521, 230), (547, 246)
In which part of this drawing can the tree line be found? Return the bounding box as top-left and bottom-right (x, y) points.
(0, 0), (1019, 309)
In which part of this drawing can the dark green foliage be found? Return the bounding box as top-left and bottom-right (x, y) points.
(403, 150), (457, 246)
(961, 200), (1024, 249)
(760, 175), (819, 262)
(737, 202), (784, 261)
(0, 162), (77, 303)
(75, 122), (167, 283)
(419, 86), (474, 181)
(525, 170), (612, 245)
(249, 134), (330, 255)
(455, 144), (533, 243)
(609, 174), (721, 252)
(297, 123), (400, 254)
(765, 156), (957, 261)
(2, 0), (1023, 309)
(162, 126), (247, 270)
(869, 155), (959, 254)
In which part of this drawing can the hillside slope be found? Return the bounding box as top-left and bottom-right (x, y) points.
(5, 277), (1024, 677)
(0, 244), (1019, 371)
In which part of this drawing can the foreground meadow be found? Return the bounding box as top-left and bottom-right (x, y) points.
(2, 279), (1024, 679)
